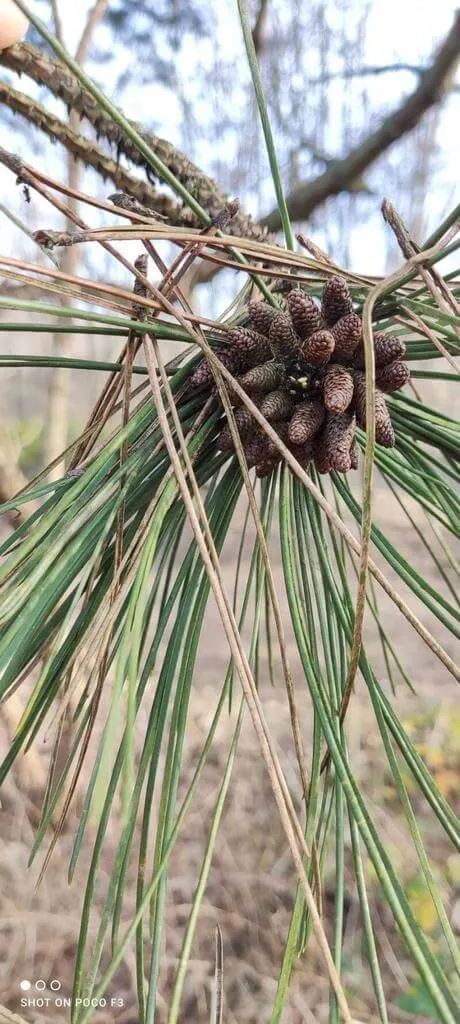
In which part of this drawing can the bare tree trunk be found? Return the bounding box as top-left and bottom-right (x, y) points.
(0, 425), (36, 525)
(45, 0), (109, 481)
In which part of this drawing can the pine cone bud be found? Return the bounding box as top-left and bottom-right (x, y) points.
(330, 313), (362, 358)
(313, 438), (332, 475)
(242, 432), (273, 468)
(226, 326), (271, 368)
(375, 412), (396, 447)
(319, 412), (356, 472)
(217, 407), (257, 450)
(375, 360), (410, 393)
(321, 276), (354, 326)
(303, 329), (335, 365)
(260, 389), (294, 422)
(256, 457), (281, 478)
(269, 312), (299, 357)
(288, 398), (325, 444)
(247, 300), (277, 337)
(354, 332), (406, 369)
(353, 372), (395, 448)
(187, 349), (241, 391)
(238, 360), (285, 393)
(323, 364), (354, 414)
(286, 289), (323, 340)
(287, 441), (313, 469)
(253, 422), (290, 474)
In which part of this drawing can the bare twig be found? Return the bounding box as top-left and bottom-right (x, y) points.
(251, 0), (270, 54)
(75, 0), (108, 64)
(297, 137), (375, 196)
(382, 199), (460, 322)
(49, 0), (64, 43)
(307, 62), (460, 92)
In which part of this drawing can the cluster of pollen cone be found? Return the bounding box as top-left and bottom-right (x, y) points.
(187, 276), (410, 478)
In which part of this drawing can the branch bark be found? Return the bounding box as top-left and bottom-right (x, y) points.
(262, 11), (460, 230)
(0, 100), (186, 221)
(0, 42), (268, 244)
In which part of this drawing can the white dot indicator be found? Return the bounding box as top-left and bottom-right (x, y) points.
(50, 980), (61, 991)
(36, 980), (46, 991)
(20, 980), (31, 991)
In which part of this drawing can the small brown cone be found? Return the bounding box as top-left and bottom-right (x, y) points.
(353, 372), (395, 448)
(269, 312), (299, 357)
(187, 349), (241, 391)
(354, 332), (406, 369)
(247, 300), (277, 337)
(288, 398), (325, 444)
(254, 422), (289, 474)
(286, 289), (323, 340)
(260, 389), (294, 422)
(226, 326), (271, 367)
(321, 276), (354, 326)
(323, 364), (354, 414)
(375, 406), (396, 447)
(313, 436), (332, 475)
(330, 313), (362, 357)
(320, 411), (356, 472)
(376, 360), (410, 393)
(242, 432), (273, 468)
(350, 438), (359, 470)
(287, 441), (313, 469)
(238, 360), (285, 393)
(303, 328), (335, 365)
(256, 457), (281, 478)
(217, 407), (257, 450)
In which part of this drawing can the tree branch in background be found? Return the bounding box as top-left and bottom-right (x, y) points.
(0, 42), (269, 244)
(262, 11), (460, 230)
(297, 137), (376, 195)
(0, 99), (186, 221)
(75, 0), (108, 65)
(307, 62), (460, 93)
(252, 0), (270, 55)
(45, 0), (110, 482)
(0, 426), (36, 526)
(50, 0), (64, 44)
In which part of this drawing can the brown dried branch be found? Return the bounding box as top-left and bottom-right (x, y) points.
(0, 42), (268, 244)
(0, 92), (187, 223)
(262, 11), (460, 230)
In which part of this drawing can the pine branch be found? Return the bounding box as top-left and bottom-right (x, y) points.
(262, 11), (460, 230)
(0, 42), (269, 244)
(0, 85), (189, 222)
